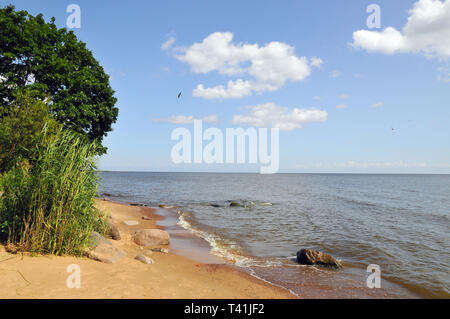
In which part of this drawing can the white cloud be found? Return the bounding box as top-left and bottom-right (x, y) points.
(153, 114), (219, 124)
(310, 57), (324, 68)
(232, 102), (327, 131)
(330, 70), (341, 78)
(336, 104), (348, 109)
(351, 0), (450, 58)
(161, 37), (176, 51)
(193, 79), (252, 99)
(176, 32), (321, 99)
(371, 101), (384, 108)
(313, 96), (321, 100)
(339, 94), (349, 99)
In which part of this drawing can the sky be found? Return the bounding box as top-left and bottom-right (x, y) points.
(5, 0), (450, 173)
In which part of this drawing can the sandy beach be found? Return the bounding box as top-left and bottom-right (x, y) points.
(0, 200), (293, 299)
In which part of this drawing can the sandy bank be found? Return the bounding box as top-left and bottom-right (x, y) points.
(0, 200), (294, 299)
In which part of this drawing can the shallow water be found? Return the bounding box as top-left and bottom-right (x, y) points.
(98, 172), (450, 298)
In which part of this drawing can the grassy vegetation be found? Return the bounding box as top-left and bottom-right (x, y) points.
(0, 126), (107, 255)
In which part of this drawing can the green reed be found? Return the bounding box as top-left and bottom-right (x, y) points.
(0, 126), (107, 255)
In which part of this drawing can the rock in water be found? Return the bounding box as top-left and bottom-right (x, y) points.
(296, 249), (341, 268)
(229, 202), (242, 207)
(133, 229), (170, 247)
(87, 232), (126, 264)
(135, 254), (154, 264)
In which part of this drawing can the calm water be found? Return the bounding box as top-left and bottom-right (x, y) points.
(98, 172), (450, 298)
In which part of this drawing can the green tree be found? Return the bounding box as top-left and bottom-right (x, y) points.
(0, 90), (60, 172)
(0, 5), (118, 154)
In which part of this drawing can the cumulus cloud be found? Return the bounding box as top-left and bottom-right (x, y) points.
(161, 36), (176, 51)
(232, 102), (327, 131)
(176, 32), (322, 99)
(336, 104), (348, 109)
(153, 114), (219, 124)
(351, 0), (450, 58)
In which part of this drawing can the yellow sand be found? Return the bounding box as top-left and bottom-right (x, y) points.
(0, 200), (294, 299)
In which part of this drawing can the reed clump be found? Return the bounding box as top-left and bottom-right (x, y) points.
(0, 126), (107, 255)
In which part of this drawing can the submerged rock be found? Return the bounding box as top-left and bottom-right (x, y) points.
(296, 249), (341, 269)
(135, 254), (154, 264)
(87, 232), (126, 264)
(229, 202), (243, 207)
(133, 229), (170, 247)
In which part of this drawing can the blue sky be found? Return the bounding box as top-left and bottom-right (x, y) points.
(6, 0), (450, 173)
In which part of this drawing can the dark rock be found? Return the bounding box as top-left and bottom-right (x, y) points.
(296, 249), (341, 268)
(229, 202), (243, 207)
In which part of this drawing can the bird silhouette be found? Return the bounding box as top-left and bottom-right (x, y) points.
(177, 92), (182, 99)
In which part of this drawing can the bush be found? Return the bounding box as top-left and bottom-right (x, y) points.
(0, 126), (107, 255)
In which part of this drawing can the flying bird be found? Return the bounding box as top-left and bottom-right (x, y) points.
(177, 92), (182, 99)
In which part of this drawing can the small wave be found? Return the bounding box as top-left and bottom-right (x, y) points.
(177, 210), (292, 268)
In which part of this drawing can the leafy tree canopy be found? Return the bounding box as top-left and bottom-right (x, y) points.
(0, 5), (118, 154)
(0, 90), (60, 172)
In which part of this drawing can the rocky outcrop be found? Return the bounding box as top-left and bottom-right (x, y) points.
(296, 249), (341, 268)
(87, 232), (126, 264)
(133, 229), (170, 247)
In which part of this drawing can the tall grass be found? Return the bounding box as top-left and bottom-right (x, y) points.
(0, 126), (107, 255)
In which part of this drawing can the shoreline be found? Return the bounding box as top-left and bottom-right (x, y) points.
(0, 199), (294, 299)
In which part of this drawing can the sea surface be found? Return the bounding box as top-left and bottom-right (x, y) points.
(98, 172), (450, 298)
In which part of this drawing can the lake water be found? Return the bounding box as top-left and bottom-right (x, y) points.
(98, 172), (450, 298)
